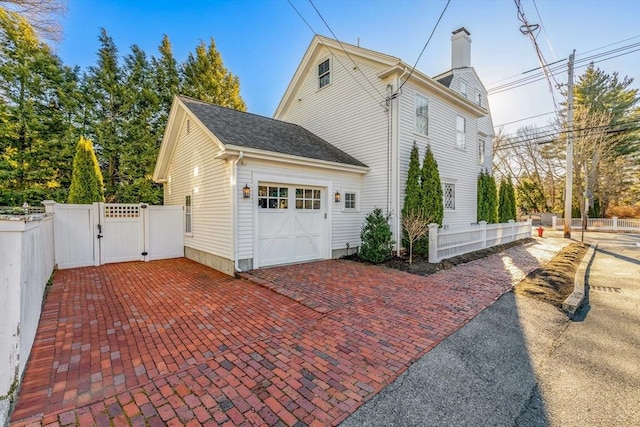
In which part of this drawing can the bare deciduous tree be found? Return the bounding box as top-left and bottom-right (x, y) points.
(402, 211), (430, 265)
(1, 0), (67, 41)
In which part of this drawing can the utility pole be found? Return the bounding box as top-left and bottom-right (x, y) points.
(564, 50), (575, 239)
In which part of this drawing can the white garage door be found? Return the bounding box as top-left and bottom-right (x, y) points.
(257, 184), (328, 267)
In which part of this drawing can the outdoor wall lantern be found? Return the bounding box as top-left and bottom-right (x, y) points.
(243, 184), (251, 199)
(334, 190), (341, 203)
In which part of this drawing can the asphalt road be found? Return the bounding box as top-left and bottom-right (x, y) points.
(341, 233), (640, 426)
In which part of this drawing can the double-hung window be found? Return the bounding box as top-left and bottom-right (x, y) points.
(415, 95), (429, 135)
(318, 59), (330, 89)
(456, 115), (466, 150)
(460, 80), (467, 98)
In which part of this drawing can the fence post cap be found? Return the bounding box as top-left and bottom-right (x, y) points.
(428, 223), (439, 229)
(508, 220), (515, 223)
(479, 221), (487, 225)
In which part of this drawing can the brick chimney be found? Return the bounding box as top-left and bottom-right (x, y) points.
(451, 27), (471, 69)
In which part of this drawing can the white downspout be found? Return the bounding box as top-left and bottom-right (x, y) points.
(233, 151), (244, 272)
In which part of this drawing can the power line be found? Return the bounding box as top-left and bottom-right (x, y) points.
(494, 111), (556, 127)
(485, 35), (640, 87)
(394, 0), (451, 97)
(307, 0), (385, 99)
(285, 0), (383, 107)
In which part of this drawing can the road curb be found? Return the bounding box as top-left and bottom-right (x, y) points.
(562, 243), (598, 318)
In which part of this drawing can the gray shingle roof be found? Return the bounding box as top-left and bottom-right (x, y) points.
(180, 96), (366, 168)
(437, 74), (453, 88)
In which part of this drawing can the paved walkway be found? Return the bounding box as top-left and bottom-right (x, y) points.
(11, 238), (565, 426)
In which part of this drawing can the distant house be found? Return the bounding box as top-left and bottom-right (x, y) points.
(154, 28), (494, 274)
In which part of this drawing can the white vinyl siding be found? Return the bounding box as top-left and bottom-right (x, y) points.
(456, 115), (466, 150)
(415, 94), (429, 135)
(276, 45), (388, 227)
(164, 117), (233, 259)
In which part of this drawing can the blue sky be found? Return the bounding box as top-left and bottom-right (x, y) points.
(55, 0), (640, 136)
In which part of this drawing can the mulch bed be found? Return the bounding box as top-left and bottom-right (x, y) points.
(342, 238), (534, 277)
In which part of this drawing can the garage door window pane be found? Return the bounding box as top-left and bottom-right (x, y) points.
(259, 185), (288, 209)
(296, 187), (322, 210)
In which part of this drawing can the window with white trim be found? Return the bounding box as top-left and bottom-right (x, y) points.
(476, 92), (482, 106)
(344, 192), (357, 210)
(456, 115), (466, 150)
(415, 94), (429, 135)
(478, 139), (486, 164)
(318, 59), (330, 89)
(443, 183), (455, 210)
(185, 195), (192, 234)
(460, 80), (467, 98)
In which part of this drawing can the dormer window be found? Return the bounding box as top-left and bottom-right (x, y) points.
(318, 59), (330, 89)
(460, 80), (467, 98)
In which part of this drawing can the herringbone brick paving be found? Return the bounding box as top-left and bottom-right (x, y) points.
(11, 239), (566, 426)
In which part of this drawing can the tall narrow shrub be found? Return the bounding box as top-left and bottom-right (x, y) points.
(498, 177), (516, 222)
(414, 146), (443, 256)
(478, 171), (498, 223)
(402, 143), (422, 245)
(68, 137), (105, 203)
(359, 208), (394, 264)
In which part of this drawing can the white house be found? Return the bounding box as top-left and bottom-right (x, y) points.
(154, 28), (494, 275)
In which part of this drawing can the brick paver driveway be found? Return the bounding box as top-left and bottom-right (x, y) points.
(11, 239), (565, 426)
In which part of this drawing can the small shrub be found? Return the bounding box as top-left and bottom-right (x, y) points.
(360, 208), (394, 264)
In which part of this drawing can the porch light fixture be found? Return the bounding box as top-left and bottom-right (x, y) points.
(243, 184), (251, 199)
(334, 190), (341, 203)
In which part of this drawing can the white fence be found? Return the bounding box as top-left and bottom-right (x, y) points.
(552, 216), (640, 232)
(0, 216), (54, 423)
(52, 202), (184, 269)
(428, 220), (532, 263)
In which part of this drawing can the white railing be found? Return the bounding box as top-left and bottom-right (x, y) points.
(428, 220), (532, 263)
(552, 216), (640, 232)
(0, 215), (54, 423)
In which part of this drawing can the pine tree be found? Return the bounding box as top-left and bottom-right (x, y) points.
(68, 136), (104, 203)
(181, 37), (246, 111)
(359, 208), (394, 264)
(152, 34), (181, 117)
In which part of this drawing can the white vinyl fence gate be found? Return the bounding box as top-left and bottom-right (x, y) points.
(53, 203), (183, 269)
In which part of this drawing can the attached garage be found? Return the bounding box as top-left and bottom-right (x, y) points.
(256, 183), (329, 267)
(154, 96), (368, 275)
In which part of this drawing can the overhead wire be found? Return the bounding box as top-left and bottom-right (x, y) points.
(285, 0), (384, 107)
(306, 0), (385, 99)
(393, 0), (451, 97)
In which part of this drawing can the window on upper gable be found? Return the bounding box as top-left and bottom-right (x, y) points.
(460, 80), (467, 98)
(318, 58), (330, 89)
(476, 92), (482, 106)
(415, 95), (429, 136)
(478, 139), (486, 164)
(456, 115), (466, 150)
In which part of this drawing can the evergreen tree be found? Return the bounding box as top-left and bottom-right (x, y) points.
(477, 171), (498, 223)
(420, 146), (444, 225)
(498, 177), (516, 222)
(152, 34), (181, 117)
(359, 208), (394, 264)
(402, 142), (422, 245)
(0, 7), (77, 205)
(83, 28), (125, 201)
(120, 45), (162, 203)
(68, 136), (104, 203)
(181, 37), (246, 111)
